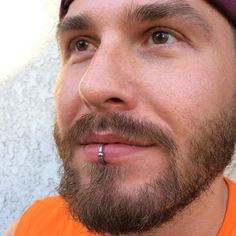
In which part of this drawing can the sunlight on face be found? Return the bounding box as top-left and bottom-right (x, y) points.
(0, 0), (58, 81)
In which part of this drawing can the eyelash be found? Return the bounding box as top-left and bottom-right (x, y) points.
(69, 37), (97, 52)
(145, 27), (183, 44)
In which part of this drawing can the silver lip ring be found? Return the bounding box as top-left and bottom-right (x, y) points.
(98, 144), (107, 165)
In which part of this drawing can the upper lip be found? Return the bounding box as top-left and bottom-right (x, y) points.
(79, 132), (154, 146)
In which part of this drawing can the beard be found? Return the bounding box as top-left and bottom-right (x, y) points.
(54, 111), (236, 235)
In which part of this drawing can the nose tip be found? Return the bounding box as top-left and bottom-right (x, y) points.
(79, 75), (136, 112)
(78, 52), (137, 113)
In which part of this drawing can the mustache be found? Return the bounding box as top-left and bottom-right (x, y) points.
(55, 113), (177, 154)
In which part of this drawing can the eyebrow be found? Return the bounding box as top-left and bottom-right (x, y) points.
(57, 0), (213, 38)
(125, 1), (213, 34)
(57, 14), (94, 37)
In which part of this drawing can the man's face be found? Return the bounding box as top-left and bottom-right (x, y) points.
(55, 0), (236, 234)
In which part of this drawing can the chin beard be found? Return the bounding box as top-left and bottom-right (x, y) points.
(55, 112), (236, 235)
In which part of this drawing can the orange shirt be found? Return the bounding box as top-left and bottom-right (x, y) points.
(218, 178), (236, 236)
(15, 196), (97, 236)
(15, 178), (236, 236)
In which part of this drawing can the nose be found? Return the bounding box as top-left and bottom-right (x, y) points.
(79, 43), (137, 113)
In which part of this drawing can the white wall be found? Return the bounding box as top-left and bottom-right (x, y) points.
(0, 41), (61, 234)
(0, 0), (60, 234)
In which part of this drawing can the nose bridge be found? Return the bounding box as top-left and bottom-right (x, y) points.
(81, 35), (127, 87)
(78, 35), (137, 112)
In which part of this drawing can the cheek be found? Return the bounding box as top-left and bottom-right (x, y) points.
(136, 56), (235, 136)
(55, 69), (82, 132)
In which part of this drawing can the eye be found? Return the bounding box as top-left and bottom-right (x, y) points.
(148, 31), (177, 45)
(73, 38), (96, 52)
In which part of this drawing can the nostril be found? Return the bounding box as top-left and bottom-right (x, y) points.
(106, 97), (123, 103)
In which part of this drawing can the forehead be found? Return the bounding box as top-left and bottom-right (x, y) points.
(65, 0), (208, 17)
(62, 0), (222, 31)
(59, 0), (224, 37)
(61, 0), (236, 26)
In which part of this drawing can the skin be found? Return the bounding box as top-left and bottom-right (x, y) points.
(55, 0), (236, 235)
(56, 0), (235, 187)
(5, 0), (236, 235)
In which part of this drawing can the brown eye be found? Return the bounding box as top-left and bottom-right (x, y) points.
(75, 39), (89, 51)
(149, 31), (177, 45)
(74, 39), (96, 52)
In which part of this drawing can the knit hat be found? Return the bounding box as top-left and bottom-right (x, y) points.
(59, 0), (73, 20)
(59, 0), (236, 25)
(209, 0), (236, 25)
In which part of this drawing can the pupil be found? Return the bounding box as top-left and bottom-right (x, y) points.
(152, 32), (169, 44)
(76, 40), (88, 51)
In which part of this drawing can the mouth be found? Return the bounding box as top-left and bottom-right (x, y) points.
(77, 132), (155, 165)
(80, 132), (153, 146)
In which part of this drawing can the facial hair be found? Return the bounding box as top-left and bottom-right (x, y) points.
(55, 111), (236, 235)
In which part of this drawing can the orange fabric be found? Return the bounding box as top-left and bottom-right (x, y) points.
(15, 178), (236, 236)
(217, 178), (236, 236)
(15, 196), (98, 236)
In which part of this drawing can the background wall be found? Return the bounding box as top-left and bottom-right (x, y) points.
(1, 1), (236, 235)
(0, 1), (60, 234)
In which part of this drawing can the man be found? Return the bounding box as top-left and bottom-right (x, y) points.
(4, 0), (236, 235)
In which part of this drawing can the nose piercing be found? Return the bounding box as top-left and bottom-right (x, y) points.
(98, 144), (107, 165)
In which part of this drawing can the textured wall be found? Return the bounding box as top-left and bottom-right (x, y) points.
(0, 41), (60, 234)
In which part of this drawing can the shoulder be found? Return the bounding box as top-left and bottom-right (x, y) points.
(17, 195), (67, 223)
(17, 196), (66, 221)
(225, 177), (236, 198)
(21, 195), (66, 216)
(218, 178), (236, 236)
(9, 196), (68, 236)
(12, 196), (93, 236)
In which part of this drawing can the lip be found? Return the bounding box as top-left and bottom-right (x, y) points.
(79, 133), (153, 146)
(77, 133), (154, 164)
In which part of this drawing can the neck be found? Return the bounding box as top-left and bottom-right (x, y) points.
(109, 175), (228, 236)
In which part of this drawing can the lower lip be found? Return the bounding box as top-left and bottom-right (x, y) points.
(80, 143), (153, 165)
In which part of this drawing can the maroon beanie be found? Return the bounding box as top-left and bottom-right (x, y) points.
(59, 0), (73, 20)
(59, 0), (236, 25)
(209, 0), (236, 25)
